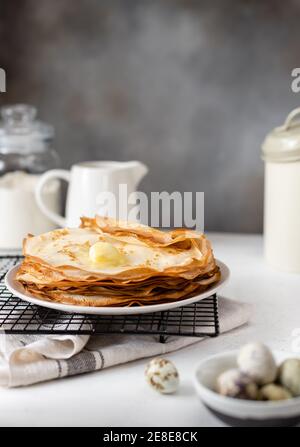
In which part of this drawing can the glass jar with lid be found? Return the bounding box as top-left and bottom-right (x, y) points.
(0, 104), (60, 175)
(0, 104), (61, 249)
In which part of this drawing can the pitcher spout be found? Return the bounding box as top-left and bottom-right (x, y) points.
(125, 160), (148, 186)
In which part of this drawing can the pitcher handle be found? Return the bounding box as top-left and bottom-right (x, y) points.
(35, 169), (70, 228)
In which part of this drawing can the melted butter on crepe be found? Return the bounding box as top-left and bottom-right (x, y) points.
(89, 241), (126, 267)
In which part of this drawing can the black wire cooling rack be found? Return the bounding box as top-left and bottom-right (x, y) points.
(0, 255), (219, 342)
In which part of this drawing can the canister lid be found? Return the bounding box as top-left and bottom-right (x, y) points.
(262, 107), (300, 163)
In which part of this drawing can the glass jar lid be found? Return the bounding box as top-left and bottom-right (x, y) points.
(262, 107), (300, 163)
(0, 104), (54, 154)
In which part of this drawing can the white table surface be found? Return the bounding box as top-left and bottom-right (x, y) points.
(1, 232), (300, 427)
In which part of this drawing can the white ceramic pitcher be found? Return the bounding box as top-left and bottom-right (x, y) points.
(35, 160), (148, 228)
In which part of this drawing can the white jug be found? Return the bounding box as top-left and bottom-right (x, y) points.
(35, 160), (148, 228)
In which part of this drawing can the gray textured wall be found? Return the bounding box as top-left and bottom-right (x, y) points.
(1, 0), (300, 232)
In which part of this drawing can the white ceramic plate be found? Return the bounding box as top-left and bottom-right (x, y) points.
(5, 260), (229, 315)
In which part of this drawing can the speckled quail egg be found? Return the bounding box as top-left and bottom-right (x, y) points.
(258, 384), (292, 401)
(237, 342), (277, 385)
(278, 358), (300, 397)
(216, 368), (258, 399)
(145, 358), (179, 394)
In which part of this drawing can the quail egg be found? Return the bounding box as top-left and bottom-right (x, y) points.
(279, 358), (300, 397)
(258, 384), (292, 401)
(237, 342), (277, 385)
(216, 368), (258, 399)
(145, 358), (179, 394)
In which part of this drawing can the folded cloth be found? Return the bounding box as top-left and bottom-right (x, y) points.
(0, 297), (250, 387)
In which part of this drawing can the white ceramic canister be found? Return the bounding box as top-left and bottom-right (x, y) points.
(262, 107), (300, 273)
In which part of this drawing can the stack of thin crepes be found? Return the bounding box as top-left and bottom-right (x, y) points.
(16, 216), (221, 307)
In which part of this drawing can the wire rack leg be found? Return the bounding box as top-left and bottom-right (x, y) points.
(159, 334), (167, 343)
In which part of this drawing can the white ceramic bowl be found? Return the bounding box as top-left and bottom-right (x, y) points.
(194, 350), (300, 427)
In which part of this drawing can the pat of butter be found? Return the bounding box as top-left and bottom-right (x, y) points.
(89, 241), (124, 266)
